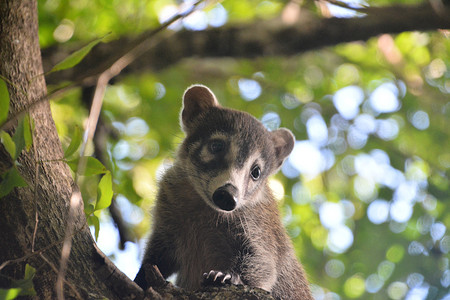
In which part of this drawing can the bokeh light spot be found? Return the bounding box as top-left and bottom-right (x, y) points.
(366, 274), (384, 293)
(441, 270), (450, 288)
(115, 195), (144, 225)
(390, 201), (413, 223)
(354, 114), (376, 134)
(369, 82), (401, 114)
(367, 199), (390, 224)
(376, 118), (400, 140)
(261, 112), (281, 131)
(269, 178), (285, 201)
(406, 273), (424, 288)
(327, 225), (354, 253)
(53, 19), (74, 43)
(113, 140), (130, 160)
(291, 182), (311, 205)
(347, 125), (368, 149)
(307, 114), (328, 146)
(378, 260), (395, 280)
(183, 10), (208, 31)
(281, 159), (301, 179)
(238, 79), (261, 101)
(325, 259), (345, 278)
(440, 236), (450, 253)
(430, 222), (446, 242)
(207, 3), (228, 27)
(333, 86), (364, 120)
(386, 244), (405, 263)
(426, 58), (447, 79)
(289, 141), (326, 177)
(335, 63), (361, 85)
(387, 282), (408, 300)
(353, 176), (376, 202)
(320, 202), (344, 229)
(125, 118), (149, 137)
(409, 110), (430, 130)
(154, 82), (166, 100)
(408, 241), (426, 256)
(281, 93), (301, 109)
(344, 275), (365, 298)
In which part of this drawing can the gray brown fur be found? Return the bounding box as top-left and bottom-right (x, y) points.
(135, 85), (312, 300)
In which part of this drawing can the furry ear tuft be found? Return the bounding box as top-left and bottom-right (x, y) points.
(270, 128), (295, 170)
(181, 85), (219, 132)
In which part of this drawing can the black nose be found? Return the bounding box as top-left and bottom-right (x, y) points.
(212, 184), (238, 211)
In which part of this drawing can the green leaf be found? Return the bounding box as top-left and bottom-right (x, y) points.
(84, 157), (108, 176)
(88, 215), (100, 241)
(0, 167), (28, 198)
(49, 35), (108, 73)
(23, 114), (34, 152)
(67, 156), (107, 176)
(0, 78), (10, 125)
(24, 264), (36, 280)
(66, 158), (77, 173)
(95, 171), (113, 210)
(0, 131), (15, 159)
(0, 288), (22, 300)
(10, 264), (36, 297)
(84, 204), (95, 216)
(12, 117), (25, 160)
(64, 126), (82, 158)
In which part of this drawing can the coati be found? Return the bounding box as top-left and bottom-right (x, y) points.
(134, 85), (313, 299)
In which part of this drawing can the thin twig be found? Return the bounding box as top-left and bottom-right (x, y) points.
(0, 250), (45, 272)
(40, 253), (83, 300)
(31, 115), (39, 253)
(0, 74), (28, 98)
(79, 0), (207, 154)
(0, 222), (87, 271)
(56, 185), (82, 300)
(429, 0), (449, 17)
(0, 82), (76, 132)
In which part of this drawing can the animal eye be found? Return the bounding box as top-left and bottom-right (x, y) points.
(209, 140), (225, 154)
(250, 165), (261, 180)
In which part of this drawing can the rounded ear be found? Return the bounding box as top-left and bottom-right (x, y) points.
(270, 128), (295, 170)
(180, 85), (219, 132)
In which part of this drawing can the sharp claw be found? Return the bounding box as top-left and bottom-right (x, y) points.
(222, 274), (232, 283)
(207, 270), (215, 279)
(202, 270), (232, 286)
(214, 271), (224, 281)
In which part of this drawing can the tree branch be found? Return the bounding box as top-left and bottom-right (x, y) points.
(43, 1), (450, 86)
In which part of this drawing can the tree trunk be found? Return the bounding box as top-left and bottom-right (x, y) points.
(0, 2), (275, 299)
(0, 1), (142, 299)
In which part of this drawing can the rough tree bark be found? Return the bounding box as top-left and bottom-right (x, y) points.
(0, 1), (274, 299)
(0, 1), (144, 299)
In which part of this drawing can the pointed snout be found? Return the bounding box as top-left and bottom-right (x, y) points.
(212, 184), (238, 211)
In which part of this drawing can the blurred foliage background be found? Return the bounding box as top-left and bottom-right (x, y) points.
(37, 0), (449, 299)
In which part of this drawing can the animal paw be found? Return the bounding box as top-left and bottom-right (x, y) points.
(202, 270), (232, 286)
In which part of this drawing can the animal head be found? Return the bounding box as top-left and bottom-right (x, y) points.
(178, 85), (294, 212)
